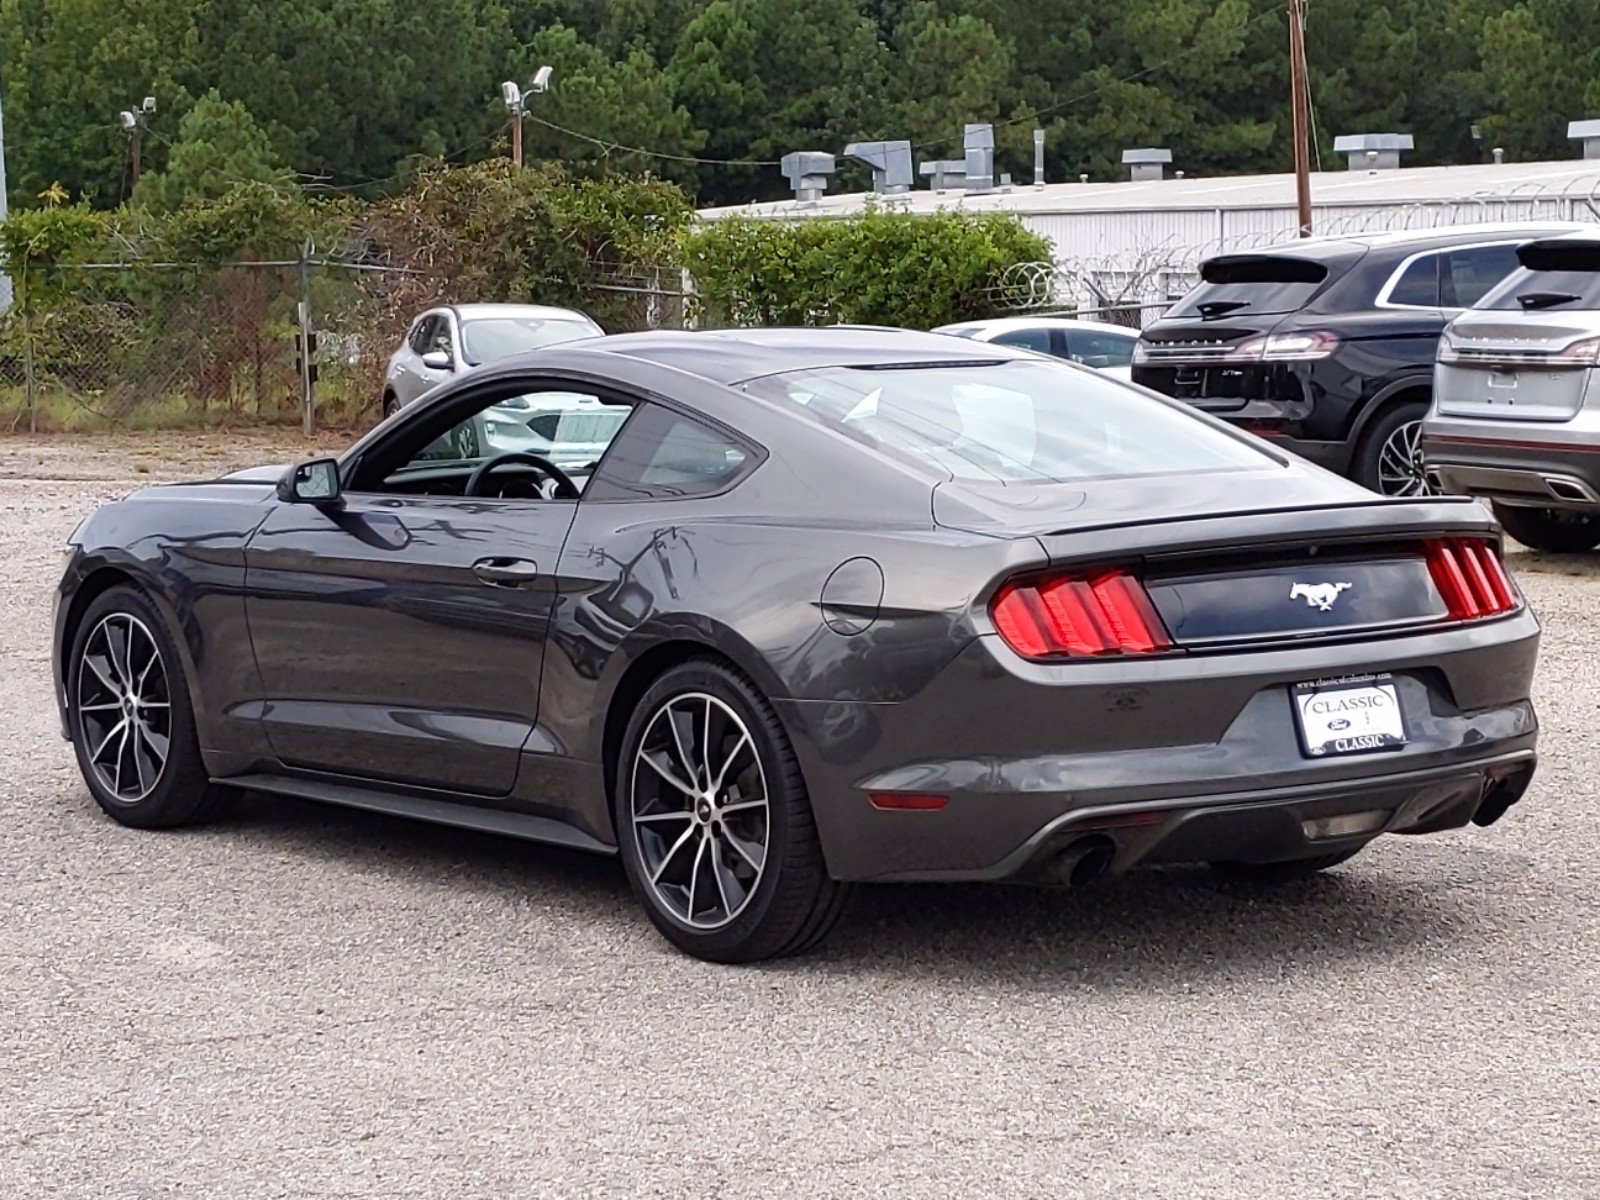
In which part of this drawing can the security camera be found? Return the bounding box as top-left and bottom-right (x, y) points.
(529, 65), (553, 94)
(500, 81), (522, 111)
(142, 96), (157, 114)
(120, 111), (139, 131)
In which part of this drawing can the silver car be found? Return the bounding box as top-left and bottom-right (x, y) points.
(382, 303), (603, 414)
(932, 316), (1140, 381)
(1425, 233), (1600, 552)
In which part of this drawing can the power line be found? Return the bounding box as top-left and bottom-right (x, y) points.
(525, 115), (780, 167)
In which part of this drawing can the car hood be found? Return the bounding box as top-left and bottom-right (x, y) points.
(221, 463), (294, 483)
(931, 460), (1372, 537)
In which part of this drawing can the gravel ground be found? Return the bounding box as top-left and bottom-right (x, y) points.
(3, 433), (1598, 1198)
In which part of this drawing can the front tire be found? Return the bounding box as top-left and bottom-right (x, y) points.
(1491, 503), (1600, 553)
(1211, 846), (1364, 882)
(1355, 399), (1431, 496)
(67, 585), (230, 829)
(614, 659), (849, 963)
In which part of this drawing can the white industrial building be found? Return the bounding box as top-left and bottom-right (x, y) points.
(699, 150), (1600, 323)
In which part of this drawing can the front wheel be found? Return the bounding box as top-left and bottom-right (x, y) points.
(615, 659), (849, 963)
(1491, 503), (1600, 553)
(1355, 400), (1432, 497)
(67, 585), (231, 829)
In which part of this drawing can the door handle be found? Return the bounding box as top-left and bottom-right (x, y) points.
(472, 557), (540, 587)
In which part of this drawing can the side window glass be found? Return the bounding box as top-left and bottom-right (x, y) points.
(1069, 330), (1136, 368)
(408, 316), (436, 353)
(1387, 255), (1440, 307)
(429, 319), (455, 357)
(1444, 245), (1522, 308)
(587, 404), (753, 500)
(993, 327), (1052, 354)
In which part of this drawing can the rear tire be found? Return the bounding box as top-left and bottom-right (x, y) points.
(1491, 503), (1600, 553)
(1210, 846), (1364, 882)
(614, 658), (849, 963)
(66, 585), (231, 830)
(1354, 399), (1431, 496)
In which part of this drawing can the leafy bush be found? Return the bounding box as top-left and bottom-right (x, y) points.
(682, 207), (1052, 329)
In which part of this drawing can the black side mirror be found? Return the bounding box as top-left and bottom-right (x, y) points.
(278, 458), (343, 506)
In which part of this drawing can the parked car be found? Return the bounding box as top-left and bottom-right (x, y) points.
(383, 303), (602, 414)
(1425, 232), (1600, 551)
(932, 316), (1139, 379)
(55, 329), (1538, 963)
(1132, 224), (1588, 496)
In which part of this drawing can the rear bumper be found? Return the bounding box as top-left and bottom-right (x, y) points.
(779, 609), (1540, 882)
(958, 751), (1534, 883)
(1424, 423), (1600, 509)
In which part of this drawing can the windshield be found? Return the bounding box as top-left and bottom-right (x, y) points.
(743, 360), (1274, 484)
(1166, 256), (1331, 320)
(460, 316), (599, 365)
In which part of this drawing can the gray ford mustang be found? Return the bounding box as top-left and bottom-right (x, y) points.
(53, 328), (1539, 962)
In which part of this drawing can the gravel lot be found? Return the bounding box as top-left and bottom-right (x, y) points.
(3, 433), (1598, 1198)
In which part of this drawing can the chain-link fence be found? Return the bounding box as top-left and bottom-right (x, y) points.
(0, 255), (688, 433)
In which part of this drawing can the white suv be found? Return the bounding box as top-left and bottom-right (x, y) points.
(382, 303), (603, 414)
(1426, 233), (1600, 552)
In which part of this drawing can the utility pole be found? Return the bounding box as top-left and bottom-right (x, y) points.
(0, 57), (12, 311)
(119, 95), (156, 190)
(500, 67), (552, 170)
(1287, 0), (1313, 236)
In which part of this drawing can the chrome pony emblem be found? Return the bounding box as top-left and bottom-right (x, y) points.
(1290, 581), (1352, 612)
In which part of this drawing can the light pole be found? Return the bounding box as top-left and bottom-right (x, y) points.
(500, 66), (552, 169)
(119, 95), (156, 189)
(1, 59), (12, 310)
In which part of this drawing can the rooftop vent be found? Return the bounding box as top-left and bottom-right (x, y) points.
(919, 159), (966, 191)
(1122, 148), (1171, 182)
(963, 123), (995, 192)
(843, 140), (913, 195)
(780, 151), (835, 203)
(1333, 133), (1413, 171)
(1569, 120), (1600, 160)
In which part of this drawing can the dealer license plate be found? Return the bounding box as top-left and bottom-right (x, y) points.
(1291, 674), (1407, 758)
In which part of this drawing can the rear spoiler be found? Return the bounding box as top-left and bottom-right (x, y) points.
(1517, 238), (1600, 273)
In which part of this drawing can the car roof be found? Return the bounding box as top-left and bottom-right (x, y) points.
(444, 303), (600, 324)
(1208, 221), (1595, 266)
(933, 316), (1139, 337)
(541, 327), (1036, 386)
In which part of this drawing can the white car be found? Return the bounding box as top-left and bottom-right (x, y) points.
(382, 303), (603, 414)
(931, 316), (1140, 380)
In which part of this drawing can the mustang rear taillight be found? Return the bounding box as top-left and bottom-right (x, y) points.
(991, 569), (1172, 659)
(1426, 539), (1518, 621)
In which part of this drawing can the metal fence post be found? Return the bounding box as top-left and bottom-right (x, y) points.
(20, 267), (37, 433)
(297, 242), (315, 435)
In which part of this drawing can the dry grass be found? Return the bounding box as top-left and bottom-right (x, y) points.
(0, 429), (354, 483)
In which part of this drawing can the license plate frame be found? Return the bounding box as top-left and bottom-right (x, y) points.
(1291, 673), (1407, 759)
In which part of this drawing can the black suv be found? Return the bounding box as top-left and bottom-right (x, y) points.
(1132, 224), (1585, 495)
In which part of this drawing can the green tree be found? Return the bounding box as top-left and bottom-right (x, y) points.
(131, 91), (290, 211)
(516, 25), (707, 188)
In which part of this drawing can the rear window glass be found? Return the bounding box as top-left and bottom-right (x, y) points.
(743, 360), (1272, 485)
(1483, 267), (1600, 311)
(1167, 256), (1331, 320)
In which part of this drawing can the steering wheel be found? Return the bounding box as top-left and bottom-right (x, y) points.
(465, 452), (581, 500)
